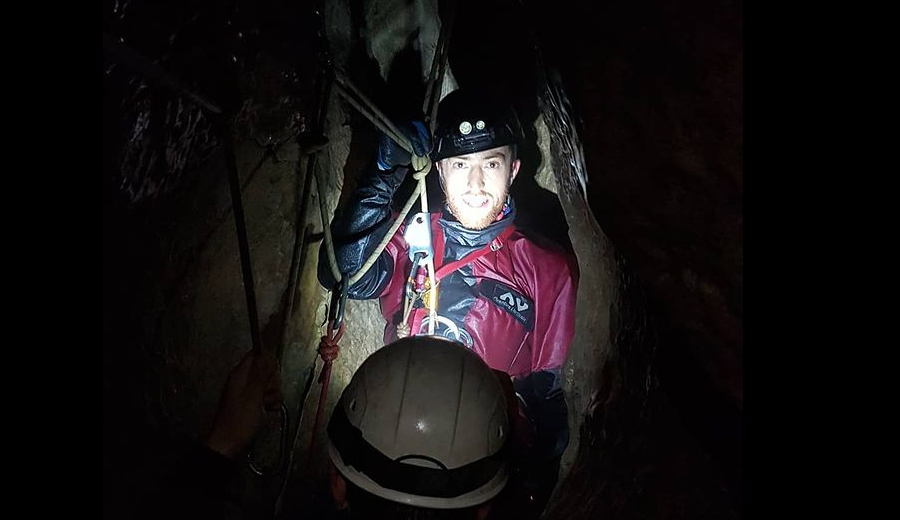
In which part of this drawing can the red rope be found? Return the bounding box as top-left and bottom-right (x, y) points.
(305, 319), (344, 475)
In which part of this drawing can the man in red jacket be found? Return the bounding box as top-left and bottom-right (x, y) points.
(319, 87), (577, 515)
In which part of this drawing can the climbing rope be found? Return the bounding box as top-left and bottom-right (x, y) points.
(326, 0), (457, 283)
(304, 285), (346, 475)
(305, 2), (456, 474)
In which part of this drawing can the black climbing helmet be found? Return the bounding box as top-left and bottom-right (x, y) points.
(431, 88), (523, 161)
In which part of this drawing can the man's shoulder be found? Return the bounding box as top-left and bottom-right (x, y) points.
(507, 227), (579, 282)
(510, 227), (572, 262)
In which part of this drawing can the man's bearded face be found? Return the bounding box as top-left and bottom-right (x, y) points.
(437, 146), (520, 230)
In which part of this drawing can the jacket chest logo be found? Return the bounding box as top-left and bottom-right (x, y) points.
(498, 291), (530, 312)
(480, 280), (535, 331)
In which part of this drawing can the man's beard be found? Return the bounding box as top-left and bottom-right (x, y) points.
(446, 189), (508, 230)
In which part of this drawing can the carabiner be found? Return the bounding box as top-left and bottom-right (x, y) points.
(329, 277), (349, 331)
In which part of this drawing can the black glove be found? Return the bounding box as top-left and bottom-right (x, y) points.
(376, 121), (432, 171)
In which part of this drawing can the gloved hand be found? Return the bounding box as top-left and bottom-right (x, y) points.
(376, 120), (433, 171)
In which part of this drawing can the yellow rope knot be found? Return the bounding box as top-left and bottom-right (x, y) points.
(411, 155), (432, 178)
(396, 322), (411, 339)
